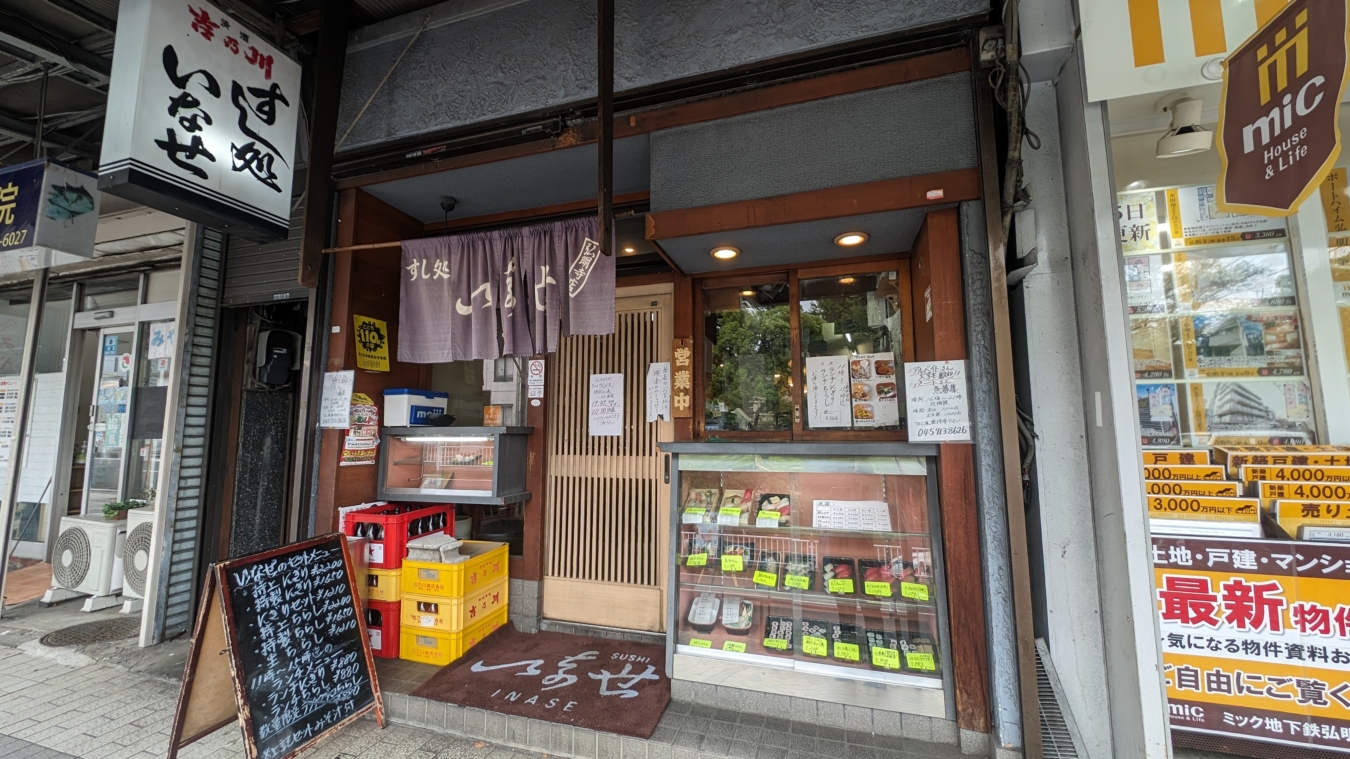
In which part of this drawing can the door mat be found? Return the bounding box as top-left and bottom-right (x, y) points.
(410, 622), (670, 738)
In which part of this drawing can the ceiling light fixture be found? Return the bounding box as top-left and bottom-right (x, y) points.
(623, 246), (635, 253)
(740, 289), (755, 296)
(1155, 95), (1212, 158)
(711, 246), (739, 260)
(839, 277), (856, 285)
(834, 232), (868, 247)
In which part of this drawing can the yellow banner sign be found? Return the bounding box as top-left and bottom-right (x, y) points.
(1272, 500), (1350, 537)
(1148, 496), (1260, 522)
(1147, 480), (1242, 498)
(1221, 448), (1350, 477)
(1257, 481), (1350, 503)
(1144, 450), (1213, 466)
(352, 315), (390, 372)
(1143, 464), (1228, 481)
(1241, 465), (1350, 484)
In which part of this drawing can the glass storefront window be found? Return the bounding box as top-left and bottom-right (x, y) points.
(12, 285), (73, 544)
(702, 283), (793, 432)
(145, 268), (181, 303)
(81, 274), (140, 311)
(800, 271), (903, 431)
(429, 358), (525, 426)
(125, 321), (174, 502)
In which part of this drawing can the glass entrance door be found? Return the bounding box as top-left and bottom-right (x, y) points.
(83, 329), (136, 513)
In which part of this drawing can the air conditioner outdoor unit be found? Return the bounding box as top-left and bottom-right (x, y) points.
(120, 508), (155, 612)
(45, 514), (126, 612)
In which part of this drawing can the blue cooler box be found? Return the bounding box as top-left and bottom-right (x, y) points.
(384, 389), (449, 426)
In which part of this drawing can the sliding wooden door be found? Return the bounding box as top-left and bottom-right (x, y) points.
(542, 284), (673, 631)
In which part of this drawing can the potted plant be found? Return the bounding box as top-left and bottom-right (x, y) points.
(103, 489), (153, 520)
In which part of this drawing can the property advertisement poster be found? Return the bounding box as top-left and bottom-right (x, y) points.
(1125, 254), (1169, 313)
(1167, 186), (1289, 247)
(1153, 536), (1350, 752)
(1184, 313), (1306, 378)
(1132, 318), (1175, 379)
(1137, 383), (1182, 447)
(1189, 381), (1316, 446)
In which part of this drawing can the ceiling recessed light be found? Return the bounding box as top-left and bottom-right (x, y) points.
(711, 246), (739, 260)
(740, 289), (755, 296)
(835, 232), (868, 247)
(838, 277), (856, 285)
(623, 246), (635, 253)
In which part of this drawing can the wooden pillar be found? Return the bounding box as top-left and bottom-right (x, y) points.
(298, 0), (351, 289)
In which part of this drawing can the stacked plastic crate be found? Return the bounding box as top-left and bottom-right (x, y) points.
(398, 539), (510, 666)
(344, 503), (455, 659)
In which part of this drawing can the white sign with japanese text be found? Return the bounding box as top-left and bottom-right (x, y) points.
(527, 358), (545, 399)
(318, 371), (354, 429)
(588, 373), (623, 437)
(100, 0), (300, 240)
(805, 355), (849, 428)
(645, 362), (670, 423)
(904, 360), (972, 442)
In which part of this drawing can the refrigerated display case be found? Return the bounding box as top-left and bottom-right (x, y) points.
(661, 442), (953, 717)
(378, 427), (532, 504)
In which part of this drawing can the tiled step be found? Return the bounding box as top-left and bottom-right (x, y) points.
(383, 693), (1002, 759)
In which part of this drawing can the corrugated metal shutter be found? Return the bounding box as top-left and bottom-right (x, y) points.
(221, 200), (308, 306)
(154, 227), (223, 639)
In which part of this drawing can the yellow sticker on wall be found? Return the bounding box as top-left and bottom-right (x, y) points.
(353, 314), (391, 372)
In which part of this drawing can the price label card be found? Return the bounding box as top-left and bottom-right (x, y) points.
(755, 511), (781, 527)
(827, 578), (854, 594)
(723, 641), (747, 653)
(763, 638), (789, 651)
(784, 574), (810, 590)
(901, 582), (930, 601)
(717, 507), (742, 525)
(753, 571), (777, 587)
(802, 636), (828, 657)
(690, 639), (712, 649)
(906, 652), (937, 671)
(686, 553), (707, 567)
(681, 508), (706, 524)
(834, 642), (861, 662)
(872, 647), (901, 670)
(721, 554), (744, 572)
(864, 581), (893, 597)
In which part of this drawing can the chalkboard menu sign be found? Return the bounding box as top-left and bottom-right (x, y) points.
(168, 534), (384, 759)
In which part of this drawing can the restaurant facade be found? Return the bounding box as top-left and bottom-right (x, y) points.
(309, 0), (1038, 756)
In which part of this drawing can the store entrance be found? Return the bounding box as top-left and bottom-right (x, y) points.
(543, 284), (674, 631)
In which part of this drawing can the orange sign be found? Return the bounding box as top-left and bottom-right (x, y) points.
(671, 337), (693, 419)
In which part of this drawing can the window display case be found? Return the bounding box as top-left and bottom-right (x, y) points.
(378, 427), (532, 504)
(661, 442), (952, 716)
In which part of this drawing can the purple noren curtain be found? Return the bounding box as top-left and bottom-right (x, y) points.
(399, 216), (612, 363)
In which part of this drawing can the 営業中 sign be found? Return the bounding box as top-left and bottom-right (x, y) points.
(1217, 0), (1350, 216)
(0, 159), (100, 273)
(99, 0), (300, 241)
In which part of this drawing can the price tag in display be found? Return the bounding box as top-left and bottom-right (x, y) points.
(686, 553), (707, 567)
(721, 554), (744, 572)
(872, 647), (901, 670)
(717, 507), (742, 525)
(864, 581), (893, 598)
(755, 511), (780, 527)
(681, 508), (706, 524)
(802, 636), (828, 657)
(763, 638), (789, 651)
(901, 582), (930, 601)
(784, 574), (810, 590)
(906, 652), (937, 671)
(753, 571), (777, 587)
(689, 639), (712, 649)
(834, 642), (861, 662)
(722, 641), (747, 653)
(828, 578), (854, 594)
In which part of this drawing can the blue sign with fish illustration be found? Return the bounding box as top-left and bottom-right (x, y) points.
(0, 158), (99, 267)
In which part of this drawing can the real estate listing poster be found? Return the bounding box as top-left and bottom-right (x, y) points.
(1137, 383), (1182, 447)
(1188, 380), (1315, 446)
(1131, 318), (1175, 379)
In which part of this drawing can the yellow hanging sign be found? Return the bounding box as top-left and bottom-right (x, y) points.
(352, 315), (390, 372)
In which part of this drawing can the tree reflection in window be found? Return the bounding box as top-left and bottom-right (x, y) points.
(703, 284), (792, 431)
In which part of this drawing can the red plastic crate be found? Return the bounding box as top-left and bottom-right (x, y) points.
(364, 599), (402, 659)
(343, 503), (454, 569)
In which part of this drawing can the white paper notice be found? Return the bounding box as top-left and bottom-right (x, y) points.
(17, 373), (65, 503)
(527, 359), (545, 399)
(319, 370), (355, 429)
(146, 321), (176, 360)
(589, 373), (624, 436)
(904, 360), (972, 442)
(805, 356), (850, 428)
(812, 500), (892, 532)
(646, 362), (671, 423)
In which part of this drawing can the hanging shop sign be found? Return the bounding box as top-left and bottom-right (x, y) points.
(399, 216), (615, 362)
(0, 159), (99, 273)
(671, 338), (693, 418)
(168, 534), (383, 759)
(99, 0), (300, 241)
(352, 315), (390, 372)
(1153, 535), (1350, 752)
(1082, 0), (1278, 102)
(1216, 0), (1350, 217)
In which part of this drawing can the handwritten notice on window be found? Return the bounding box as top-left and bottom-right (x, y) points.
(646, 362), (671, 423)
(805, 356), (850, 428)
(589, 373), (623, 436)
(319, 370), (354, 429)
(904, 360), (972, 442)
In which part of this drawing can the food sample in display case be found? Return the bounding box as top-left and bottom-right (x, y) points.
(664, 445), (949, 704)
(378, 427), (532, 504)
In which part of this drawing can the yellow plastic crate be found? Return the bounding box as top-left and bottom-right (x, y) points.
(367, 568), (401, 603)
(402, 577), (508, 633)
(399, 606), (508, 666)
(401, 541), (508, 599)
